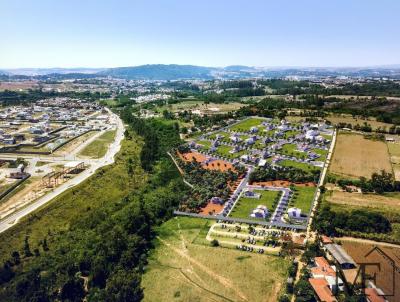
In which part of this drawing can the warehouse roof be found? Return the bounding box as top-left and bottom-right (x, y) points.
(325, 244), (356, 267)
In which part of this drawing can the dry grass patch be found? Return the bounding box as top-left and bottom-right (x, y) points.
(388, 141), (400, 180)
(330, 133), (392, 178)
(142, 217), (289, 302)
(326, 191), (400, 213)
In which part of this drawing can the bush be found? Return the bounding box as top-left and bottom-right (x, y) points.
(210, 239), (219, 247)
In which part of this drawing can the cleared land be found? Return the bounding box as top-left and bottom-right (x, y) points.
(388, 141), (400, 180)
(142, 217), (290, 302)
(52, 131), (97, 156)
(280, 159), (319, 172)
(156, 100), (244, 114)
(229, 118), (265, 132)
(326, 191), (400, 213)
(330, 133), (392, 178)
(78, 130), (116, 158)
(291, 186), (316, 213)
(229, 190), (280, 220)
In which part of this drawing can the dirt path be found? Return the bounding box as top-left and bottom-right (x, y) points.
(157, 236), (249, 302)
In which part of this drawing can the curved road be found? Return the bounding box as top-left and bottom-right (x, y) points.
(0, 110), (125, 234)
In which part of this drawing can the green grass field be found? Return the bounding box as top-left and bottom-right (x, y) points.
(280, 144), (306, 159)
(0, 135), (143, 262)
(280, 159), (320, 172)
(289, 186), (316, 213)
(142, 217), (290, 302)
(196, 140), (211, 149)
(229, 190), (280, 220)
(283, 130), (300, 138)
(229, 118), (265, 132)
(78, 130), (116, 158)
(313, 148), (328, 160)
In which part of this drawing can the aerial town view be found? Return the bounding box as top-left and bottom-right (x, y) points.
(1, 1), (400, 302)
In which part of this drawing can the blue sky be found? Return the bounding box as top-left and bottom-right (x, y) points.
(1, 0), (399, 68)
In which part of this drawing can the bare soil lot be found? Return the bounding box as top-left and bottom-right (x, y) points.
(330, 133), (392, 178)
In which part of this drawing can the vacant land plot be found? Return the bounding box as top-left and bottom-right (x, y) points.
(78, 130), (116, 158)
(53, 131), (96, 156)
(229, 118), (265, 132)
(330, 133), (392, 178)
(326, 114), (394, 131)
(280, 144), (306, 159)
(326, 191), (400, 214)
(142, 217), (290, 302)
(230, 190), (280, 220)
(291, 186), (316, 213)
(280, 159), (319, 172)
(156, 100), (244, 114)
(388, 141), (400, 180)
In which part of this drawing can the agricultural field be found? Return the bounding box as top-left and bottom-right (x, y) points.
(142, 217), (290, 302)
(387, 140), (400, 180)
(330, 132), (392, 178)
(78, 130), (116, 158)
(229, 190), (280, 220)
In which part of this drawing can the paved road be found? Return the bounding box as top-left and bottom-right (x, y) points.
(306, 129), (337, 240)
(0, 110), (125, 234)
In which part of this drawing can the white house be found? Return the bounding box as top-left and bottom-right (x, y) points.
(288, 207), (302, 218)
(250, 205), (269, 218)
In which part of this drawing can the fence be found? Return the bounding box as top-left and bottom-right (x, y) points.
(0, 174), (31, 201)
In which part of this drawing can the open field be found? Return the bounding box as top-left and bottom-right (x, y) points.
(0, 136), (143, 262)
(326, 190), (400, 214)
(330, 132), (392, 178)
(324, 193), (400, 242)
(0, 81), (38, 91)
(52, 131), (97, 156)
(287, 113), (395, 131)
(229, 190), (280, 220)
(156, 100), (244, 114)
(326, 114), (394, 130)
(142, 217), (290, 302)
(78, 130), (116, 158)
(387, 141), (400, 180)
(280, 143), (306, 159)
(291, 186), (316, 213)
(280, 159), (319, 172)
(229, 118), (265, 132)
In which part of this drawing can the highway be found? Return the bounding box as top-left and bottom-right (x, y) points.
(0, 110), (125, 234)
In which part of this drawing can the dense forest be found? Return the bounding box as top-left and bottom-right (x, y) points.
(0, 113), (186, 301)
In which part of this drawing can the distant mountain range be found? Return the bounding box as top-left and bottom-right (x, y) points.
(2, 64), (400, 80)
